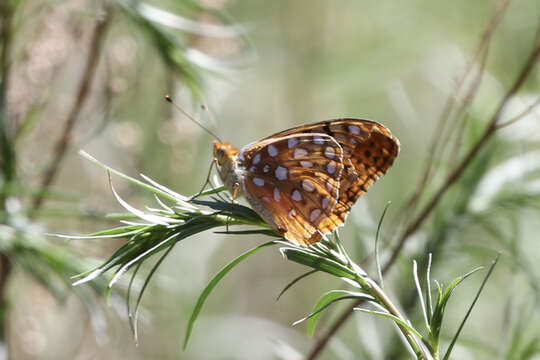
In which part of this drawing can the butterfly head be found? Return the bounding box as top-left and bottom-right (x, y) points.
(213, 141), (238, 166)
(213, 141), (243, 194)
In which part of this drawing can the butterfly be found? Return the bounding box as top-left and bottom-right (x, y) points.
(213, 119), (399, 246)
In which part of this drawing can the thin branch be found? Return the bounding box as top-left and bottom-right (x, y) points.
(446, 41), (491, 166)
(384, 38), (540, 274)
(30, 11), (110, 213)
(306, 15), (540, 360)
(494, 96), (540, 130)
(395, 0), (509, 228)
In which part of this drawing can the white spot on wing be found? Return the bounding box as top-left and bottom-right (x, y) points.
(310, 209), (321, 222)
(293, 148), (308, 159)
(268, 145), (278, 157)
(313, 136), (325, 144)
(300, 161), (313, 168)
(324, 146), (336, 159)
(253, 177), (265, 187)
(302, 179), (315, 192)
(273, 188), (281, 202)
(326, 161), (336, 174)
(292, 190), (302, 201)
(348, 125), (361, 134)
(288, 209), (297, 218)
(275, 166), (288, 180)
(253, 153), (261, 164)
(326, 179), (334, 193)
(263, 164), (270, 173)
(288, 138), (299, 148)
(322, 197), (330, 209)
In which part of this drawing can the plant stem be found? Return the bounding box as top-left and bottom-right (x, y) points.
(30, 9), (110, 214)
(359, 275), (430, 359)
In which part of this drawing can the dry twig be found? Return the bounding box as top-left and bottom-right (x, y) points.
(31, 11), (110, 212)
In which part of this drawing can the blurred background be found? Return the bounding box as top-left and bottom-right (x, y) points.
(1, 0), (539, 359)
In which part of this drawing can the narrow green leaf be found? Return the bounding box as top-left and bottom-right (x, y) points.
(375, 202), (391, 288)
(426, 253), (433, 321)
(132, 243), (177, 343)
(108, 173), (172, 226)
(354, 308), (424, 340)
(276, 269), (318, 301)
(443, 255), (499, 360)
(194, 185), (227, 197)
(183, 241), (277, 349)
(191, 199), (265, 224)
(51, 225), (148, 240)
(305, 290), (373, 337)
(431, 266), (483, 341)
(127, 262), (143, 342)
(108, 232), (181, 287)
(214, 229), (281, 237)
(79, 151), (179, 203)
(137, 3), (245, 38)
(413, 260), (429, 329)
(280, 247), (357, 280)
(140, 174), (196, 210)
(72, 235), (150, 284)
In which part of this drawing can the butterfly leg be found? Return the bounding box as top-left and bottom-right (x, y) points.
(189, 159), (217, 201)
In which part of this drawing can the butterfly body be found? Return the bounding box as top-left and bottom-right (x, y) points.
(213, 119), (399, 246)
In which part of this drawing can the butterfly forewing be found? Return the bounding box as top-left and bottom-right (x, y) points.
(239, 133), (346, 245)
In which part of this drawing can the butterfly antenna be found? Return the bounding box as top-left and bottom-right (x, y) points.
(165, 95), (223, 142)
(200, 103), (220, 135)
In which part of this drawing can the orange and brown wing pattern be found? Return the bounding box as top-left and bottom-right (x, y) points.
(239, 133), (346, 246)
(263, 119), (400, 244)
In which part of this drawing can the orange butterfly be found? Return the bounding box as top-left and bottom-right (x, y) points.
(213, 119), (399, 246)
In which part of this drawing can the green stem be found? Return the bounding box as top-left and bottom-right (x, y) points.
(360, 275), (429, 359)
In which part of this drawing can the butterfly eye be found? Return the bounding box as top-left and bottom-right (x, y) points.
(214, 147), (226, 165)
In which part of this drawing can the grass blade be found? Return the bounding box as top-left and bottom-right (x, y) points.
(280, 247), (357, 280)
(375, 202), (391, 288)
(443, 254), (500, 360)
(183, 240), (278, 349)
(276, 269), (318, 301)
(426, 253), (433, 321)
(304, 290), (373, 337)
(354, 308), (424, 340)
(413, 260), (429, 329)
(133, 243), (177, 343)
(80, 151), (179, 203)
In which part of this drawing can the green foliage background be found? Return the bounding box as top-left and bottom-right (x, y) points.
(1, 0), (539, 359)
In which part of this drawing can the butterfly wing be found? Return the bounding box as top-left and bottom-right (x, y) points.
(263, 119), (400, 230)
(239, 133), (345, 246)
